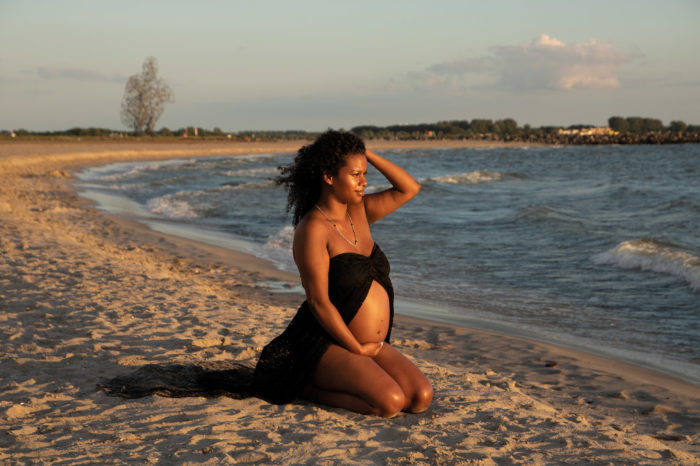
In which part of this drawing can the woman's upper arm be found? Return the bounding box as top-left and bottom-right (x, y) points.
(293, 219), (331, 305)
(362, 149), (421, 224)
(362, 187), (418, 224)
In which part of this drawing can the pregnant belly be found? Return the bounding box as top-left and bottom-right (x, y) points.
(347, 280), (390, 343)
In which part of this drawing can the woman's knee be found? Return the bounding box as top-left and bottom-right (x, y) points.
(373, 384), (406, 418)
(408, 381), (433, 413)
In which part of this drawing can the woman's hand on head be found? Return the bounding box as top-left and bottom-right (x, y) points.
(361, 149), (421, 224)
(358, 341), (384, 357)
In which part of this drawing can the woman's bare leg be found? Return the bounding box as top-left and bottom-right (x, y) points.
(304, 344), (406, 417)
(373, 343), (433, 413)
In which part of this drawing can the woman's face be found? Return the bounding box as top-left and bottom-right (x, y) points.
(328, 153), (367, 204)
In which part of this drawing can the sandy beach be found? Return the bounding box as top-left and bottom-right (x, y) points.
(1, 140), (698, 464)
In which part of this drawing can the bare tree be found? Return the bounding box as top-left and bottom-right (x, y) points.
(121, 57), (175, 135)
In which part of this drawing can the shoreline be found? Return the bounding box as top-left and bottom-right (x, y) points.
(1, 141), (698, 463)
(72, 141), (699, 386)
(77, 175), (700, 387)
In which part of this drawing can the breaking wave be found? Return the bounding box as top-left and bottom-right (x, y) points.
(427, 170), (512, 185)
(146, 194), (200, 219)
(224, 167), (279, 177)
(256, 226), (296, 272)
(145, 180), (276, 219)
(365, 184), (391, 194)
(92, 159), (197, 182)
(592, 238), (700, 292)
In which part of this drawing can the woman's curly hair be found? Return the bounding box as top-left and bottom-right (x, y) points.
(277, 129), (366, 226)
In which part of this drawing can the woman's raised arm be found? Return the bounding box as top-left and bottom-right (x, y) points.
(363, 149), (421, 224)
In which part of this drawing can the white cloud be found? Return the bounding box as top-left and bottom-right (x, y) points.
(533, 33), (565, 48)
(416, 34), (630, 92)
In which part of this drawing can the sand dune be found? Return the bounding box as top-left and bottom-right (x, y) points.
(1, 141), (698, 464)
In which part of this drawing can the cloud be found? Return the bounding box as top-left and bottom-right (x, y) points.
(427, 57), (491, 75)
(417, 34), (631, 92)
(37, 67), (128, 83)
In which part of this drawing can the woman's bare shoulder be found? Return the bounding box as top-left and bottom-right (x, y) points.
(294, 210), (329, 247)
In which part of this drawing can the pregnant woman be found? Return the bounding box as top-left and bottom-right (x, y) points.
(252, 130), (433, 417)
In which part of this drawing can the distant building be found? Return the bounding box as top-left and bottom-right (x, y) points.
(558, 127), (618, 136)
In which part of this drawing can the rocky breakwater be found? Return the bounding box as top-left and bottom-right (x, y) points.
(519, 131), (700, 145)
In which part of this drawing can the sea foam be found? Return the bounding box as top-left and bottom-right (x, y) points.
(146, 194), (200, 219)
(256, 226), (296, 272)
(93, 158), (196, 182)
(428, 170), (506, 185)
(592, 238), (700, 292)
(367, 170), (506, 193)
(224, 167), (279, 177)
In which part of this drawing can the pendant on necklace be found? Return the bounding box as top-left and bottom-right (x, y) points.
(314, 204), (358, 248)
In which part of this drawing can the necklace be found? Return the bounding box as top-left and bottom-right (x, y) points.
(315, 204), (358, 248)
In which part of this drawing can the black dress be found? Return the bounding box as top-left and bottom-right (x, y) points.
(98, 243), (394, 403)
(252, 242), (394, 404)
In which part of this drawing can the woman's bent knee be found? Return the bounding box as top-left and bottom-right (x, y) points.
(375, 386), (405, 418)
(409, 382), (433, 413)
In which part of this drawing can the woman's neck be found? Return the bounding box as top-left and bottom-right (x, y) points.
(316, 196), (348, 221)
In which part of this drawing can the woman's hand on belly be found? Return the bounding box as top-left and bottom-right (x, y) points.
(348, 280), (391, 345)
(357, 341), (384, 357)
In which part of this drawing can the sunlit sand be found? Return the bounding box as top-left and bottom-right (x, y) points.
(1, 140), (698, 463)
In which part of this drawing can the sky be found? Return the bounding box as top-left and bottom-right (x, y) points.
(2, 0), (699, 132)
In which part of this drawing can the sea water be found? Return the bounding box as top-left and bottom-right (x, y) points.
(77, 144), (700, 383)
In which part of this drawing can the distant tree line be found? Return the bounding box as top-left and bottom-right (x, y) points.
(1, 127), (319, 141)
(351, 117), (700, 142)
(352, 118), (524, 140)
(3, 116), (699, 144)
